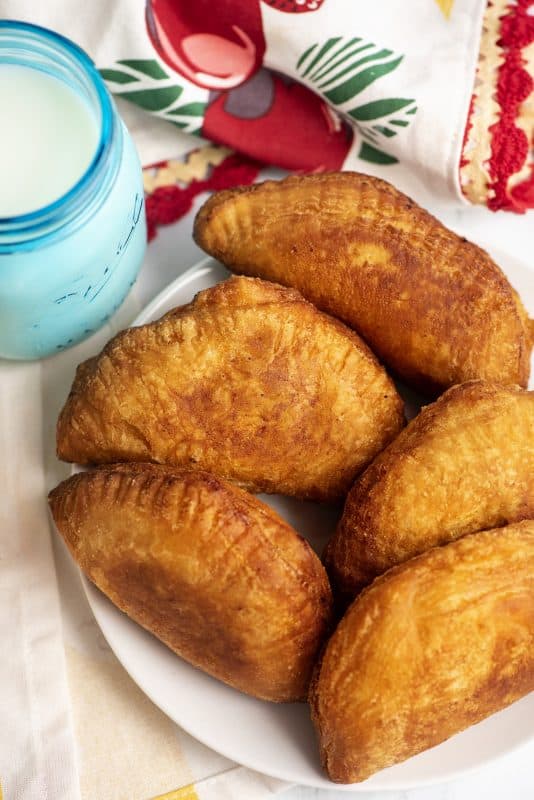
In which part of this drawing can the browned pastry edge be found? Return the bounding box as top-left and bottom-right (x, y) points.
(310, 521), (534, 782)
(49, 463), (334, 702)
(194, 172), (532, 394)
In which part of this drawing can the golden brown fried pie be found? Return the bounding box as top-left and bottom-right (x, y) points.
(56, 276), (403, 502)
(194, 172), (532, 393)
(49, 463), (333, 702)
(311, 521), (534, 783)
(325, 381), (534, 598)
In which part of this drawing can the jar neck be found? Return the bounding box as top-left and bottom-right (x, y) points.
(0, 21), (120, 252)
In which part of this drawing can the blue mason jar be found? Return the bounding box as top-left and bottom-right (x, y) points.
(0, 21), (146, 360)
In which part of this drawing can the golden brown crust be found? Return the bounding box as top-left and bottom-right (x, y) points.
(311, 521), (534, 783)
(324, 381), (534, 598)
(49, 464), (333, 702)
(56, 276), (404, 502)
(194, 172), (532, 393)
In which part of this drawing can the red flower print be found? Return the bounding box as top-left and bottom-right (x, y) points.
(203, 73), (352, 171)
(261, 0), (325, 12)
(144, 0), (347, 173)
(146, 0), (265, 90)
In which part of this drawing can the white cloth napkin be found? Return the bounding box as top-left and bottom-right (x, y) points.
(0, 362), (79, 800)
(6, 0), (486, 205)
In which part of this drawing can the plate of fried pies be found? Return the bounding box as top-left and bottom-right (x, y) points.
(49, 173), (534, 790)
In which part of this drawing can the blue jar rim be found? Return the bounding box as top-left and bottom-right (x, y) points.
(0, 20), (113, 229)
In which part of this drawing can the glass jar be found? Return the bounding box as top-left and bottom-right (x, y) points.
(0, 21), (146, 360)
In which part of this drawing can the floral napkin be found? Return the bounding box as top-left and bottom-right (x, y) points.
(11, 0), (534, 210)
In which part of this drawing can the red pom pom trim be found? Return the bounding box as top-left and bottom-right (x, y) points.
(487, 0), (534, 212)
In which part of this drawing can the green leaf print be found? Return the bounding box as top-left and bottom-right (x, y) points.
(117, 59), (169, 79)
(348, 98), (415, 121)
(358, 142), (399, 164)
(100, 57), (206, 135)
(323, 55), (403, 104)
(118, 86), (183, 111)
(296, 36), (417, 167)
(301, 37), (342, 78)
(296, 43), (317, 70)
(373, 125), (397, 138)
(98, 68), (138, 84)
(166, 102), (208, 117)
(316, 46), (382, 89)
(310, 39), (366, 82)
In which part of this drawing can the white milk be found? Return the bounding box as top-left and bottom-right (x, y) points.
(0, 65), (99, 217)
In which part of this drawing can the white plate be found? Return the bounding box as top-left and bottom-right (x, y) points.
(81, 253), (534, 791)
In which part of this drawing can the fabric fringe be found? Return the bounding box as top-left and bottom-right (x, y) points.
(462, 0), (534, 211)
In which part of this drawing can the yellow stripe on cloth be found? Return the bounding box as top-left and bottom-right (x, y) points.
(434, 0), (454, 18)
(149, 785), (200, 800)
(143, 145), (233, 194)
